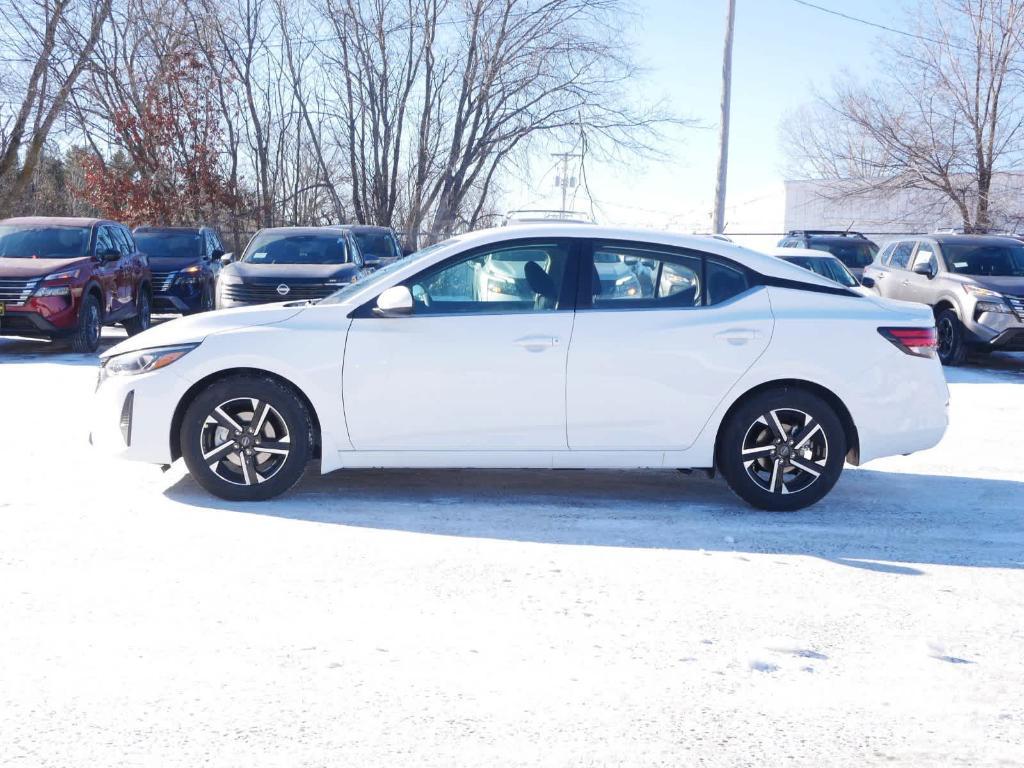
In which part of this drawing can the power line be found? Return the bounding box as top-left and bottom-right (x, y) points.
(786, 0), (974, 53)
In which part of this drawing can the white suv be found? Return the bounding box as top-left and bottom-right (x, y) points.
(91, 225), (948, 511)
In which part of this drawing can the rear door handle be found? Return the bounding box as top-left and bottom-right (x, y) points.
(715, 328), (760, 345)
(514, 335), (559, 352)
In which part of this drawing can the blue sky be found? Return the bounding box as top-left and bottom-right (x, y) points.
(511, 0), (904, 236)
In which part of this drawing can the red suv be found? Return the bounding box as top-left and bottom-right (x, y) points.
(0, 217), (152, 352)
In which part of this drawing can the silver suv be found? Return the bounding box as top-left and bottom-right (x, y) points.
(863, 234), (1024, 364)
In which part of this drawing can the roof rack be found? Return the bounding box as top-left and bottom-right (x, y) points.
(787, 229), (868, 238)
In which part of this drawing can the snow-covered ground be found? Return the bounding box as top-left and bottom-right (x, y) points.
(1, 329), (1023, 767)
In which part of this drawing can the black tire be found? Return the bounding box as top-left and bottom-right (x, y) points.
(180, 374), (313, 501)
(717, 387), (847, 511)
(936, 308), (967, 366)
(123, 289), (151, 335)
(69, 293), (102, 353)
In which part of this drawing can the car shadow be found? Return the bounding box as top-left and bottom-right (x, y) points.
(163, 466), (1024, 571)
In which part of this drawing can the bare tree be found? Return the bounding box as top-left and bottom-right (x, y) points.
(785, 0), (1024, 232)
(0, 0), (112, 212)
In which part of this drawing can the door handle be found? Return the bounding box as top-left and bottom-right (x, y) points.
(715, 328), (760, 346)
(514, 335), (559, 352)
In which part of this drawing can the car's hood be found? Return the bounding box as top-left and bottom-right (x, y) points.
(957, 274), (1024, 295)
(0, 256), (90, 278)
(101, 303), (305, 359)
(147, 256), (205, 272)
(224, 262), (357, 281)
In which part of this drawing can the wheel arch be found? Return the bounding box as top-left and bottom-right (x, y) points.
(715, 378), (861, 466)
(169, 367), (323, 462)
(933, 298), (959, 320)
(82, 280), (104, 312)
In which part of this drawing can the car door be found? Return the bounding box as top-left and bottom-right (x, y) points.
(903, 240), (938, 305)
(342, 238), (579, 450)
(91, 225), (120, 317)
(108, 225), (136, 311)
(566, 241), (773, 450)
(874, 240), (915, 300)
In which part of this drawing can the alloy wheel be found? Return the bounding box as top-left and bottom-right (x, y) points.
(937, 316), (954, 359)
(740, 408), (828, 495)
(86, 304), (100, 348)
(199, 397), (292, 486)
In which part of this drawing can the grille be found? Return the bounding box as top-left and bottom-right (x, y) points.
(151, 270), (177, 293)
(0, 277), (40, 306)
(221, 281), (341, 304)
(1006, 293), (1024, 320)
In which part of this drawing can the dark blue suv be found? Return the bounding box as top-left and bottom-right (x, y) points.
(133, 226), (225, 314)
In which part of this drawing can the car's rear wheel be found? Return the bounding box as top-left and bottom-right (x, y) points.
(124, 290), (151, 335)
(69, 294), (102, 353)
(718, 387), (846, 511)
(936, 309), (967, 366)
(180, 375), (313, 501)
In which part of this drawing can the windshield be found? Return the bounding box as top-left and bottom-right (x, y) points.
(942, 243), (1024, 277)
(808, 238), (877, 268)
(319, 239), (457, 305)
(352, 231), (400, 260)
(243, 232), (350, 265)
(0, 224), (89, 259)
(135, 231), (201, 260)
(785, 256), (859, 287)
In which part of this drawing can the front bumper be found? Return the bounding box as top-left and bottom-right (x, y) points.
(90, 366), (192, 464)
(0, 295), (82, 337)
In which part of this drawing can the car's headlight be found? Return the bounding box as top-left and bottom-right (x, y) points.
(963, 284), (1004, 300)
(35, 268), (80, 296)
(102, 344), (199, 377)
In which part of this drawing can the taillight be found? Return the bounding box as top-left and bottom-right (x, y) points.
(878, 327), (937, 358)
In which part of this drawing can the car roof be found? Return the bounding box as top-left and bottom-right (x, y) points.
(930, 234), (1023, 246)
(134, 225), (209, 234)
(0, 216), (105, 227)
(771, 247), (837, 259)
(338, 224), (394, 234)
(257, 226), (348, 236)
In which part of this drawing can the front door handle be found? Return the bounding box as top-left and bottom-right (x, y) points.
(514, 335), (559, 352)
(715, 328), (760, 346)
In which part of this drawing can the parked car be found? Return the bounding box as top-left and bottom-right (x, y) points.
(771, 247), (871, 295)
(863, 234), (1024, 364)
(0, 216), (151, 352)
(92, 225), (947, 511)
(133, 226), (225, 315)
(216, 227), (365, 308)
(778, 230), (879, 279)
(337, 225), (403, 270)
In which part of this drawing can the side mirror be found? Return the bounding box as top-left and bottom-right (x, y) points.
(913, 261), (935, 278)
(860, 276), (876, 288)
(211, 248), (225, 262)
(373, 285), (413, 317)
(220, 252), (234, 265)
(98, 247), (121, 263)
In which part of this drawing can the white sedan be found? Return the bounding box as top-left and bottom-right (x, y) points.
(91, 225), (948, 511)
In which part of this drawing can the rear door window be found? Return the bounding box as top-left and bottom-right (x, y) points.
(888, 242), (915, 270)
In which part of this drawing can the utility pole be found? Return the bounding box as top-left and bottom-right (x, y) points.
(713, 0), (736, 234)
(552, 152), (581, 214)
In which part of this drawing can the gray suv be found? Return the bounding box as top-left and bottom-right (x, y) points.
(863, 234), (1024, 364)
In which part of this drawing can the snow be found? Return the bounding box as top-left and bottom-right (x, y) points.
(1, 330), (1023, 767)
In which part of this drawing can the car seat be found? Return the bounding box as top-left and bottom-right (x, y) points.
(524, 260), (558, 309)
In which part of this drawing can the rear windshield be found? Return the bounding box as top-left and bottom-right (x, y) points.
(808, 237), (877, 268)
(0, 224), (89, 259)
(135, 231), (202, 260)
(243, 232), (350, 265)
(785, 256), (859, 287)
(351, 231), (400, 260)
(942, 243), (1024, 277)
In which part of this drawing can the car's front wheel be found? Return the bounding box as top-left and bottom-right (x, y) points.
(936, 308), (967, 366)
(180, 375), (313, 501)
(718, 387), (846, 511)
(124, 290), (151, 336)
